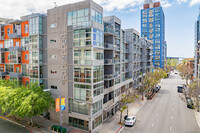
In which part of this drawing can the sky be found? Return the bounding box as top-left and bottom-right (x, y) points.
(0, 0), (200, 58)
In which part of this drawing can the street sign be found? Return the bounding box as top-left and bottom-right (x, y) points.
(56, 98), (60, 112)
(61, 97), (66, 110)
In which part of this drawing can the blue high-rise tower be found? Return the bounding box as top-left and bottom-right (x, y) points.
(141, 0), (165, 68)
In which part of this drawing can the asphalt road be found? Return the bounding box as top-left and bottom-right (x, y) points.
(122, 72), (200, 133)
(0, 117), (30, 133)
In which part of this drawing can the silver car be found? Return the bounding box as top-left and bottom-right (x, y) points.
(124, 116), (137, 126)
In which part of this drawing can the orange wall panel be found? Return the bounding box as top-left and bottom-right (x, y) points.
(0, 64), (5, 71)
(5, 25), (13, 39)
(22, 77), (30, 86)
(14, 64), (21, 73)
(21, 21), (29, 37)
(5, 52), (9, 63)
(21, 51), (29, 64)
(13, 38), (21, 47)
(0, 40), (4, 48)
(5, 75), (10, 80)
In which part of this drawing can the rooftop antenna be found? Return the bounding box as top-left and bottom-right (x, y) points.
(54, 2), (57, 8)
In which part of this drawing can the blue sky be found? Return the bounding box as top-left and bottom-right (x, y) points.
(0, 0), (200, 58)
(103, 1), (200, 58)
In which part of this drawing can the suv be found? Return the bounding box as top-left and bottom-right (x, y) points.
(177, 85), (183, 93)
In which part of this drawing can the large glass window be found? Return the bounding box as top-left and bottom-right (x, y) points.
(93, 28), (104, 47)
(6, 64), (13, 72)
(4, 39), (13, 48)
(21, 37), (29, 50)
(92, 100), (102, 115)
(93, 66), (104, 83)
(22, 64), (29, 76)
(92, 115), (102, 130)
(29, 17), (39, 35)
(29, 65), (39, 78)
(93, 82), (103, 97)
(93, 48), (103, 60)
(74, 47), (92, 65)
(155, 56), (160, 60)
(155, 50), (160, 55)
(68, 8), (89, 27)
(73, 28), (91, 46)
(9, 51), (21, 64)
(91, 9), (102, 24)
(74, 66), (91, 83)
(69, 117), (89, 131)
(74, 84), (92, 101)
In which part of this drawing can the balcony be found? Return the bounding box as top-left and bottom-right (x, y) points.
(104, 28), (114, 35)
(113, 45), (120, 51)
(0, 72), (6, 76)
(9, 72), (22, 78)
(8, 33), (21, 39)
(0, 48), (6, 52)
(9, 46), (22, 52)
(104, 74), (114, 80)
(104, 59), (114, 65)
(104, 43), (114, 49)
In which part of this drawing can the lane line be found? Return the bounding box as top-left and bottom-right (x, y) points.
(0, 116), (25, 128)
(170, 126), (172, 132)
(152, 123), (154, 127)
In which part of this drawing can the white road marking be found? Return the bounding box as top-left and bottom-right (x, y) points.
(171, 116), (173, 119)
(152, 123), (154, 127)
(170, 126), (172, 131)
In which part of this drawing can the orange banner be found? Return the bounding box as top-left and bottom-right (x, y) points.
(55, 98), (60, 112)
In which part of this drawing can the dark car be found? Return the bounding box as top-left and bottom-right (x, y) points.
(177, 85), (183, 93)
(186, 98), (194, 109)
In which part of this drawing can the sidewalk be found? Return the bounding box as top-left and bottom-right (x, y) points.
(93, 98), (146, 133)
(194, 110), (200, 128)
(0, 114), (86, 133)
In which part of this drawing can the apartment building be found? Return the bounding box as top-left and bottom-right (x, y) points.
(0, 13), (47, 86)
(141, 0), (166, 68)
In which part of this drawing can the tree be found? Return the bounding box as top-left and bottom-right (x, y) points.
(119, 94), (137, 124)
(188, 81), (200, 111)
(0, 81), (54, 125)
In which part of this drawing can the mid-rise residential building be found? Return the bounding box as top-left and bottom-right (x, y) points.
(141, 0), (165, 68)
(194, 8), (200, 79)
(47, 0), (152, 131)
(0, 13), (47, 86)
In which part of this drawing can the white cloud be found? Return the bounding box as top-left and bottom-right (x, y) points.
(176, 0), (187, 4)
(0, 0), (173, 19)
(190, 0), (200, 5)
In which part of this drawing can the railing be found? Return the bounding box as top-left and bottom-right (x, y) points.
(104, 27), (114, 34)
(8, 33), (21, 38)
(104, 74), (114, 79)
(104, 43), (114, 49)
(9, 72), (22, 77)
(0, 72), (6, 76)
(104, 59), (114, 64)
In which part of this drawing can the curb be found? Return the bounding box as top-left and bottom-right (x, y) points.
(115, 125), (124, 133)
(0, 116), (33, 133)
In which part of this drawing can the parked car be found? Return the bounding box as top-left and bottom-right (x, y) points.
(186, 98), (194, 109)
(154, 85), (161, 93)
(177, 85), (183, 93)
(124, 116), (137, 126)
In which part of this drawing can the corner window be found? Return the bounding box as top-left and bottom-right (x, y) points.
(25, 54), (28, 60)
(25, 25), (28, 33)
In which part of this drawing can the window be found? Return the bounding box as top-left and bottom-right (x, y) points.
(25, 24), (28, 33)
(149, 9), (154, 17)
(149, 18), (154, 22)
(73, 28), (91, 47)
(50, 54), (57, 59)
(91, 9), (102, 24)
(7, 28), (10, 34)
(51, 85), (57, 89)
(50, 39), (56, 43)
(50, 23), (57, 28)
(22, 64), (29, 76)
(25, 54), (28, 60)
(74, 84), (92, 101)
(74, 66), (92, 83)
(50, 70), (57, 74)
(16, 67), (20, 73)
(92, 100), (102, 115)
(142, 24), (147, 27)
(142, 18), (147, 23)
(15, 42), (19, 47)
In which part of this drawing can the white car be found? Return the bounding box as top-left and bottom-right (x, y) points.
(124, 116), (137, 126)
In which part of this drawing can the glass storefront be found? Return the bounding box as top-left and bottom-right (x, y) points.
(92, 115), (102, 130)
(69, 117), (89, 131)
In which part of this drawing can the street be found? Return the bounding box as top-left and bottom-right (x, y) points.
(0, 117), (30, 133)
(122, 72), (200, 133)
